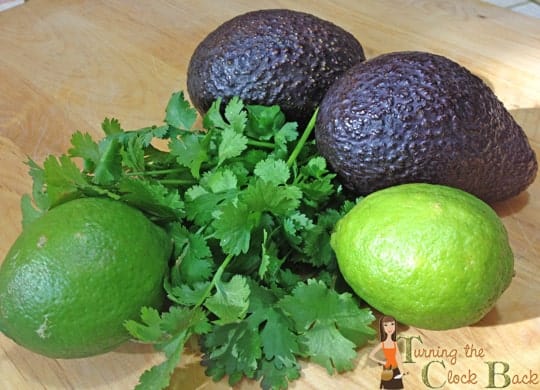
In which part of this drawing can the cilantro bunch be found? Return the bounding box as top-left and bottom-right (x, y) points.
(22, 91), (376, 389)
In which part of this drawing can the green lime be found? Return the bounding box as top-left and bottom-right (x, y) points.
(331, 183), (514, 330)
(0, 197), (172, 358)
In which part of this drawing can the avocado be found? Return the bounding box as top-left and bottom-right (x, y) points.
(315, 51), (538, 203)
(187, 9), (365, 127)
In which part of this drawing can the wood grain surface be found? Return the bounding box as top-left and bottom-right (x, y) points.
(0, 1), (539, 389)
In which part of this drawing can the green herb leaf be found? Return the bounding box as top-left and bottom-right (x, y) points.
(159, 306), (211, 336)
(127, 306), (210, 390)
(169, 223), (213, 285)
(205, 275), (250, 325)
(25, 158), (48, 211)
(169, 131), (210, 179)
(224, 96), (248, 133)
(42, 154), (87, 206)
(279, 279), (376, 374)
(260, 308), (300, 369)
(257, 359), (301, 390)
(302, 209), (343, 268)
(68, 131), (100, 172)
(254, 158), (290, 185)
(118, 177), (184, 220)
(165, 91), (197, 129)
(202, 320), (262, 385)
(133, 333), (186, 390)
(93, 137), (123, 185)
(20, 194), (43, 229)
(101, 117), (123, 135)
(200, 168), (238, 193)
(218, 127), (248, 166)
(243, 180), (302, 217)
(166, 281), (210, 306)
(245, 104), (285, 140)
(119, 134), (146, 172)
(202, 98), (227, 130)
(124, 306), (164, 343)
(212, 201), (256, 255)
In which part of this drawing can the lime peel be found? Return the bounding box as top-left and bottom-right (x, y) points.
(332, 183), (514, 330)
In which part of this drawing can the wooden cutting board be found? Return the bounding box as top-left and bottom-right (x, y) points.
(1, 1), (539, 389)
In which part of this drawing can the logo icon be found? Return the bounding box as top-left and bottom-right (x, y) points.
(369, 315), (408, 389)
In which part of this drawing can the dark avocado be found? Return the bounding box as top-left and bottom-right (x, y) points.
(315, 51), (538, 203)
(187, 9), (365, 127)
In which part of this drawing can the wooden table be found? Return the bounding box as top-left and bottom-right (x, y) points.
(1, 1), (539, 389)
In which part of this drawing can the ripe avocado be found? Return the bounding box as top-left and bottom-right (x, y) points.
(187, 9), (365, 127)
(315, 51), (538, 203)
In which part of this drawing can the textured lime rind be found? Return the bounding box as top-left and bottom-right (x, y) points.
(331, 183), (514, 330)
(0, 197), (172, 358)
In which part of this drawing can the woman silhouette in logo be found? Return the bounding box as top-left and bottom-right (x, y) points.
(369, 315), (406, 389)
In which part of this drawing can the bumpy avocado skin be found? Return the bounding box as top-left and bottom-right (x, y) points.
(187, 9), (365, 127)
(315, 51), (538, 203)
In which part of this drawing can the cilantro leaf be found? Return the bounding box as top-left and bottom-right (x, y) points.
(165, 91), (197, 130)
(224, 96), (247, 133)
(184, 185), (237, 226)
(68, 131), (100, 172)
(25, 158), (48, 211)
(118, 177), (184, 220)
(138, 125), (170, 146)
(202, 320), (262, 385)
(296, 156), (337, 208)
(254, 158), (290, 185)
(212, 201), (256, 255)
(218, 127), (248, 166)
(20, 194), (43, 229)
(279, 280), (376, 374)
(200, 169), (238, 193)
(283, 212), (314, 247)
(301, 321), (358, 373)
(260, 309), (300, 369)
(126, 306), (210, 390)
(259, 229), (284, 281)
(133, 334), (185, 390)
(67, 131), (124, 186)
(42, 154), (87, 206)
(302, 209), (343, 268)
(245, 104), (286, 140)
(93, 137), (123, 185)
(257, 359), (301, 390)
(243, 180), (302, 217)
(159, 306), (211, 337)
(205, 275), (250, 325)
(169, 131), (210, 179)
(202, 98), (228, 130)
(169, 223), (213, 284)
(165, 280), (210, 306)
(187, 170), (239, 203)
(101, 117), (123, 135)
(124, 306), (165, 343)
(119, 134), (145, 172)
(274, 122), (299, 157)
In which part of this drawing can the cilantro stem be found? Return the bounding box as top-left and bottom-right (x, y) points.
(158, 179), (198, 185)
(286, 108), (319, 167)
(126, 168), (189, 177)
(246, 138), (275, 149)
(125, 168), (197, 185)
(195, 253), (234, 308)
